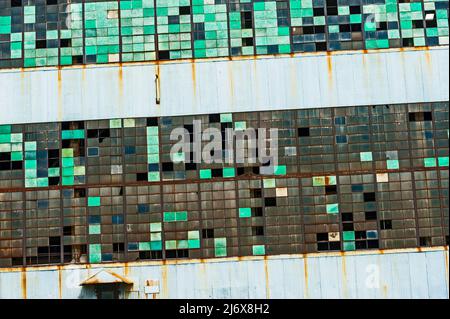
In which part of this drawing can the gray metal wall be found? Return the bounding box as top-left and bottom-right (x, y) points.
(1, 47), (448, 125)
(0, 248), (448, 299)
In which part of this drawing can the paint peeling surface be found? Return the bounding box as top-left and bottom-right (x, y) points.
(0, 248), (448, 299)
(0, 47), (448, 125)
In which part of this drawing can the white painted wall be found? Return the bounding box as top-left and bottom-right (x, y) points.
(0, 47), (448, 125)
(0, 248), (448, 299)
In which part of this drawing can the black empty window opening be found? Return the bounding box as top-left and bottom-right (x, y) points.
(12, 257), (23, 266)
(202, 228), (214, 239)
(139, 251), (162, 260)
(136, 172), (148, 181)
(329, 241), (341, 251)
(166, 249), (189, 259)
(60, 39), (71, 48)
(363, 192), (376, 202)
(36, 40), (47, 49)
(350, 6), (361, 14)
(147, 117), (158, 126)
(241, 11), (253, 29)
(12, 0), (22, 7)
(253, 207), (264, 217)
(419, 237), (432, 247)
(380, 220), (392, 230)
(185, 162), (197, 170)
(74, 188), (86, 198)
(368, 240), (379, 249)
(113, 243), (125, 253)
(243, 37), (254, 46)
(209, 114), (220, 123)
(158, 50), (170, 60)
(325, 185), (337, 195)
(211, 168), (222, 178)
(365, 211), (377, 221)
(49, 177), (60, 185)
(252, 226), (264, 236)
(409, 111), (433, 122)
(251, 188), (262, 198)
(356, 241), (367, 249)
(342, 223), (354, 231)
(298, 127), (310, 137)
(341, 212), (353, 222)
(316, 233), (328, 242)
(179, 6), (191, 15)
(63, 226), (73, 236)
(264, 197), (277, 207)
(162, 162), (174, 172)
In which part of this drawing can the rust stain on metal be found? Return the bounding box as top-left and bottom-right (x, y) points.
(21, 268), (27, 299)
(58, 266), (62, 299)
(382, 285), (388, 298)
(124, 262), (129, 276)
(57, 68), (63, 122)
(444, 248), (449, 288)
(303, 257), (309, 298)
(191, 59), (197, 98)
(341, 252), (348, 298)
(326, 51), (333, 88)
(161, 264), (168, 298)
(263, 257), (270, 299)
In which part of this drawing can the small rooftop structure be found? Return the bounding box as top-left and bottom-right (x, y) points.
(80, 269), (133, 286)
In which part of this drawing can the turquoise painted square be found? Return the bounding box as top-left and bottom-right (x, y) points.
(343, 231), (355, 241)
(274, 165), (287, 175)
(387, 159), (399, 169)
(88, 196), (101, 207)
(252, 245), (265, 256)
(200, 169), (212, 179)
(223, 167), (235, 178)
(343, 242), (355, 251)
(438, 157), (449, 167)
(424, 158), (436, 167)
(326, 203), (339, 214)
(163, 211), (176, 222)
(89, 224), (101, 235)
(239, 207), (252, 218)
(360, 152), (373, 162)
(214, 238), (226, 249)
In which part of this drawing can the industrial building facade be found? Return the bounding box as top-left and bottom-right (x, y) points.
(0, 0), (449, 299)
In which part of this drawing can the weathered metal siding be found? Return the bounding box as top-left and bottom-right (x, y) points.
(0, 47), (448, 125)
(0, 248), (448, 299)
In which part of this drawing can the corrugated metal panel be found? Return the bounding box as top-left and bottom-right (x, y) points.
(0, 247), (448, 299)
(0, 47), (448, 125)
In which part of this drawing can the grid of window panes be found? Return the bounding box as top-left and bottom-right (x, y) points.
(0, 102), (448, 267)
(0, 0), (448, 69)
